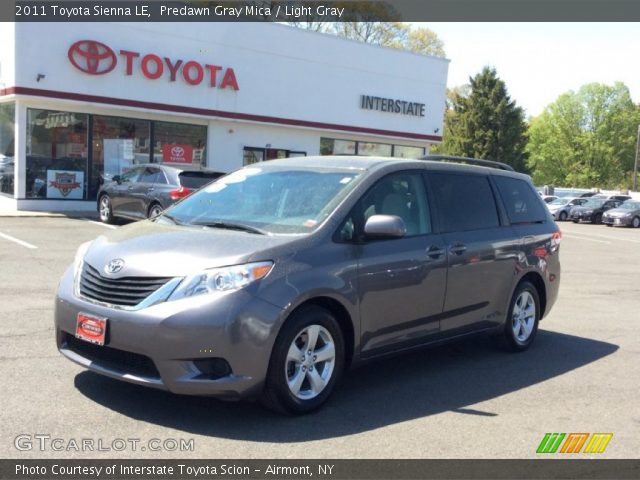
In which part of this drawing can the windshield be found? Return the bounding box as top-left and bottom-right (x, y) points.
(549, 198), (569, 205)
(582, 199), (604, 208)
(163, 166), (364, 234)
(620, 201), (640, 210)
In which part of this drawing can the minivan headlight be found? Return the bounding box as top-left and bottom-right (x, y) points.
(74, 241), (92, 280)
(168, 261), (273, 301)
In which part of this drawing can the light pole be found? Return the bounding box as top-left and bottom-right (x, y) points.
(634, 124), (640, 191)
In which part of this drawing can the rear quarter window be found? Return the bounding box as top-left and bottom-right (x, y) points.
(429, 172), (500, 232)
(494, 176), (546, 224)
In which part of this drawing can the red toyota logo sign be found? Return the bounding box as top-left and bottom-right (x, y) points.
(171, 146), (185, 157)
(68, 40), (117, 75)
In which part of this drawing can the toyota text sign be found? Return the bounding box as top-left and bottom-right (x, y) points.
(67, 40), (239, 90)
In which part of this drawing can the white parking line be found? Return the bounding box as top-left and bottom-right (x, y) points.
(562, 233), (611, 244)
(82, 218), (117, 230)
(0, 231), (38, 249)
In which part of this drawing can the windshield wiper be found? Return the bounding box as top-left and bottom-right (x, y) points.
(159, 212), (184, 225)
(192, 221), (266, 235)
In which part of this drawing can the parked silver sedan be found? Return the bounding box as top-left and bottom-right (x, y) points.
(602, 200), (640, 228)
(546, 197), (588, 221)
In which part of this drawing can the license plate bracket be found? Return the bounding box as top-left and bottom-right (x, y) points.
(76, 313), (107, 346)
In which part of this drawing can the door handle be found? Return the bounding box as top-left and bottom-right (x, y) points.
(449, 243), (467, 255)
(147, 187), (154, 192)
(425, 245), (445, 259)
(127, 186), (134, 191)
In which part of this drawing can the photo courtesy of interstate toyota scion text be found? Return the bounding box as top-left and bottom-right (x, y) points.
(55, 156), (561, 414)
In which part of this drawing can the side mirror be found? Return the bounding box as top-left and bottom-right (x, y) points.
(364, 215), (406, 239)
(112, 175), (121, 184)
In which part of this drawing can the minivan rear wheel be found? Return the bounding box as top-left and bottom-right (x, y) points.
(497, 281), (540, 352)
(262, 305), (344, 415)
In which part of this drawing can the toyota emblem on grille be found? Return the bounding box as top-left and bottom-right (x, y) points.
(105, 259), (125, 274)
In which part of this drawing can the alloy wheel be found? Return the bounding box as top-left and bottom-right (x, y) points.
(99, 196), (111, 222)
(512, 291), (536, 343)
(285, 324), (336, 400)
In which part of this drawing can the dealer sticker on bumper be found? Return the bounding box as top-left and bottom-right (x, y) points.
(76, 313), (107, 346)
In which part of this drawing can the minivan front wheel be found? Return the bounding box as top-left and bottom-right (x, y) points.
(498, 281), (540, 352)
(262, 306), (344, 415)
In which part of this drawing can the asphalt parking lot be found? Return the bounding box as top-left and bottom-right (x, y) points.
(0, 216), (638, 459)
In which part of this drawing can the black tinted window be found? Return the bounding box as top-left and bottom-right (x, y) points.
(179, 171), (222, 189)
(494, 176), (546, 224)
(430, 173), (499, 232)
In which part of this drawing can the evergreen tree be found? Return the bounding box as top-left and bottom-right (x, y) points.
(443, 67), (528, 172)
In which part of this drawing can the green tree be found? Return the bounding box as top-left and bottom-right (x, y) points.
(440, 67), (528, 171)
(527, 82), (640, 189)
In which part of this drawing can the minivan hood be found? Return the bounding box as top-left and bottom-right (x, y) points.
(83, 220), (295, 278)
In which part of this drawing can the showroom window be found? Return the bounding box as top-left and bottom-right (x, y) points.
(26, 109), (88, 200)
(357, 141), (392, 157)
(153, 121), (207, 166)
(320, 138), (356, 155)
(394, 145), (426, 158)
(0, 103), (15, 196)
(243, 147), (306, 166)
(320, 137), (425, 158)
(91, 116), (150, 200)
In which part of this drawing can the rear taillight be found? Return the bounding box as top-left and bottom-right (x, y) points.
(169, 186), (192, 200)
(550, 230), (562, 252)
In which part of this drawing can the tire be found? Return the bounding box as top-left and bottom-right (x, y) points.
(496, 281), (540, 352)
(572, 219), (579, 223)
(632, 216), (640, 229)
(606, 224), (613, 227)
(262, 305), (345, 415)
(559, 211), (568, 221)
(98, 195), (114, 224)
(594, 213), (602, 225)
(148, 203), (163, 219)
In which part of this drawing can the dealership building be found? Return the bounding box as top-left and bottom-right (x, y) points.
(0, 22), (448, 211)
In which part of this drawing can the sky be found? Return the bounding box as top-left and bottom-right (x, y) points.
(415, 23), (640, 118)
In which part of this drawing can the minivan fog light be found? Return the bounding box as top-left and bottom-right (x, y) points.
(168, 261), (273, 300)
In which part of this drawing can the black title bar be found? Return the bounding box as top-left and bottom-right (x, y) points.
(5, 0), (640, 21)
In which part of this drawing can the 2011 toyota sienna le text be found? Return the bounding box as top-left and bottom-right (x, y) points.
(55, 156), (561, 414)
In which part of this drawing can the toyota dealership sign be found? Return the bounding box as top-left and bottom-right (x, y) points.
(67, 40), (239, 90)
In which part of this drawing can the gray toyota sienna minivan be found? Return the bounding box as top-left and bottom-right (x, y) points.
(55, 156), (561, 414)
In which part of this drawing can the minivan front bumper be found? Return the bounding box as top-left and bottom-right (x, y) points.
(55, 265), (285, 399)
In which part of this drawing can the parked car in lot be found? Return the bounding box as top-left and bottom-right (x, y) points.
(542, 195), (558, 203)
(569, 198), (624, 224)
(546, 197), (589, 221)
(591, 194), (632, 202)
(56, 156), (561, 414)
(98, 163), (224, 223)
(602, 200), (640, 228)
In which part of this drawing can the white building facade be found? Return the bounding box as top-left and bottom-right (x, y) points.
(0, 22), (449, 211)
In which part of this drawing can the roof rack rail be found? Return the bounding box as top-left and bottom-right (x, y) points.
(419, 155), (515, 172)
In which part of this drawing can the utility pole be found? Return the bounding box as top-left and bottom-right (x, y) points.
(634, 124), (640, 191)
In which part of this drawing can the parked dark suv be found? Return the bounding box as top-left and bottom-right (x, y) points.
(56, 156), (561, 414)
(98, 163), (224, 223)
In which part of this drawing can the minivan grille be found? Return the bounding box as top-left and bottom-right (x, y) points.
(79, 263), (172, 307)
(63, 333), (160, 379)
